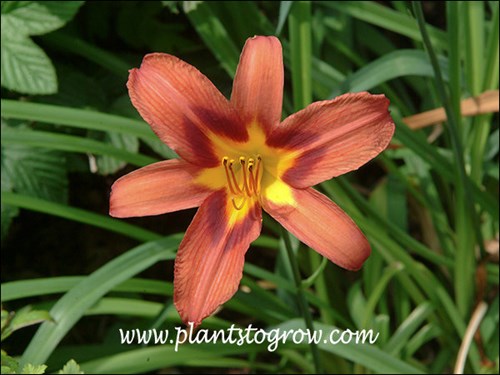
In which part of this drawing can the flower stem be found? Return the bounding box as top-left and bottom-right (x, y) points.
(281, 228), (323, 374)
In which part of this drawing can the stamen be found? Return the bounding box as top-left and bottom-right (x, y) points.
(254, 155), (262, 193)
(247, 159), (255, 193)
(222, 155), (263, 211)
(231, 196), (246, 210)
(247, 163), (256, 194)
(239, 157), (252, 197)
(228, 159), (243, 193)
(222, 157), (238, 195)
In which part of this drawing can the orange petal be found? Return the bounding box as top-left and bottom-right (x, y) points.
(267, 92), (395, 188)
(109, 159), (212, 218)
(231, 36), (284, 133)
(174, 190), (262, 327)
(263, 187), (370, 271)
(128, 53), (247, 167)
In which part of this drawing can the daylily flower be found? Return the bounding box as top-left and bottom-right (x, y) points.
(110, 36), (395, 327)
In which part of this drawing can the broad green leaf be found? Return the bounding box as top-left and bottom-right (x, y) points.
(0, 310), (9, 332)
(1, 1), (32, 15)
(57, 359), (84, 374)
(1, 120), (67, 239)
(0, 199), (18, 242)
(1, 306), (52, 341)
(1, 135), (68, 204)
(20, 363), (47, 374)
(1, 350), (19, 373)
(1, 1), (84, 36)
(1, 2), (83, 94)
(1, 366), (16, 374)
(95, 132), (139, 175)
(0, 126), (16, 241)
(0, 31), (57, 94)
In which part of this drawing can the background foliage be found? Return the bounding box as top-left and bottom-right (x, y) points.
(1, 1), (498, 374)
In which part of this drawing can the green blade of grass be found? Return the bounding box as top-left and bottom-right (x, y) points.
(79, 343), (265, 374)
(324, 35), (413, 114)
(447, 2), (464, 150)
(276, 319), (425, 374)
(281, 226), (322, 373)
(20, 234), (182, 367)
(361, 263), (403, 329)
(1, 99), (158, 142)
(333, 178), (453, 269)
(323, 179), (481, 369)
(405, 324), (442, 358)
(470, 2), (498, 183)
(332, 49), (448, 97)
(51, 344), (278, 373)
(464, 2), (485, 97)
(384, 302), (435, 356)
(483, 1), (499, 90)
(288, 0), (335, 327)
(1, 191), (161, 242)
(1, 126), (157, 167)
(276, 1), (293, 35)
(289, 0), (312, 111)
(1, 277), (171, 302)
(35, 297), (166, 319)
(209, 2), (272, 47)
(42, 31), (130, 78)
(244, 262), (351, 326)
(413, 2), (484, 320)
(321, 1), (448, 50)
(288, 5), (327, 371)
(394, 118), (499, 221)
(183, 1), (240, 77)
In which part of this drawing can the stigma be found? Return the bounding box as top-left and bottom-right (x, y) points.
(222, 155), (262, 210)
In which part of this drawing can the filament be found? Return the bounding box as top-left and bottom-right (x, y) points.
(231, 196), (246, 210)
